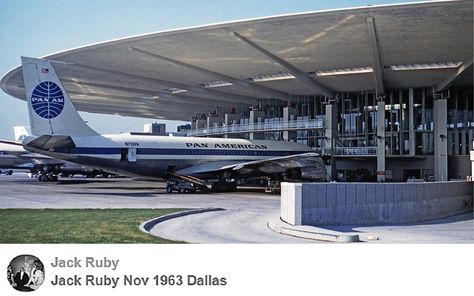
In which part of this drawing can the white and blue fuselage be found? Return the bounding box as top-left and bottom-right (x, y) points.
(37, 134), (313, 179)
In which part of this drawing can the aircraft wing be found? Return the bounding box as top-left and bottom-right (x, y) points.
(13, 163), (35, 169)
(0, 139), (61, 163)
(176, 152), (327, 181)
(0, 139), (26, 157)
(175, 160), (251, 176)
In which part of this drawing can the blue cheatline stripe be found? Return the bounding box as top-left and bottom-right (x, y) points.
(53, 147), (303, 157)
(136, 148), (296, 157)
(55, 147), (121, 154)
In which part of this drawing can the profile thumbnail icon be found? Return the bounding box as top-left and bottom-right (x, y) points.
(8, 254), (45, 292)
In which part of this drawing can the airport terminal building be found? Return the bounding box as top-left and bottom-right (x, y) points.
(1, 0), (473, 182)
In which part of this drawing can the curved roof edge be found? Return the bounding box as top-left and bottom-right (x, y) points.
(0, 0), (461, 96)
(1, 0), (469, 103)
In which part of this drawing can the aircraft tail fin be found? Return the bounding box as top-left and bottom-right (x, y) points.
(21, 57), (98, 137)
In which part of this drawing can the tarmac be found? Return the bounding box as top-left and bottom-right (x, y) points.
(1, 172), (473, 243)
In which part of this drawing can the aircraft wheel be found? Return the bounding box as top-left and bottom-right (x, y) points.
(166, 185), (173, 193)
(6, 170), (13, 175)
(39, 174), (49, 182)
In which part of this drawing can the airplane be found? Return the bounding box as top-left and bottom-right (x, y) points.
(0, 127), (113, 182)
(19, 57), (326, 192)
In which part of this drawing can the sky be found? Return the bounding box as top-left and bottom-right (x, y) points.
(0, 0), (426, 140)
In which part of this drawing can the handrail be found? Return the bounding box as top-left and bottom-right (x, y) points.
(334, 147), (377, 155)
(316, 147), (378, 156)
(188, 119), (325, 136)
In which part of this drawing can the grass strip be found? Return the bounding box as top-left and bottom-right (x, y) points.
(0, 208), (185, 243)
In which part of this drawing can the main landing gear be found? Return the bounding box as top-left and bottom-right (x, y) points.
(210, 180), (237, 192)
(38, 173), (59, 182)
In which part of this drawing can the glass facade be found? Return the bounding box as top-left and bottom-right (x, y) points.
(192, 87), (473, 156)
(190, 86), (473, 181)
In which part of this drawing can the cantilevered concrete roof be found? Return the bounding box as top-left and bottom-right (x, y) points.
(1, 0), (473, 121)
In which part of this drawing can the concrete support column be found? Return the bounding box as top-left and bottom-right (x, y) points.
(470, 148), (474, 180)
(377, 100), (386, 182)
(282, 106), (296, 142)
(421, 90), (428, 154)
(471, 137), (474, 199)
(324, 104), (336, 150)
(434, 98), (448, 181)
(207, 116), (221, 130)
(249, 110), (265, 140)
(325, 103), (337, 181)
(224, 113), (240, 138)
(408, 88), (415, 156)
(193, 119), (206, 130)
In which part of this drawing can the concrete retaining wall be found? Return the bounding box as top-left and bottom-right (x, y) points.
(281, 181), (473, 226)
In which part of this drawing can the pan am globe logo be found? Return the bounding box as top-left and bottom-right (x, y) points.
(31, 81), (65, 119)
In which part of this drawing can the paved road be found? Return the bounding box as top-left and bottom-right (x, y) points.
(0, 173), (309, 243)
(0, 174), (277, 209)
(1, 173), (473, 243)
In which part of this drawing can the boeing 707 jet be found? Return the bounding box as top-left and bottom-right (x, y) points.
(20, 57), (326, 191)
